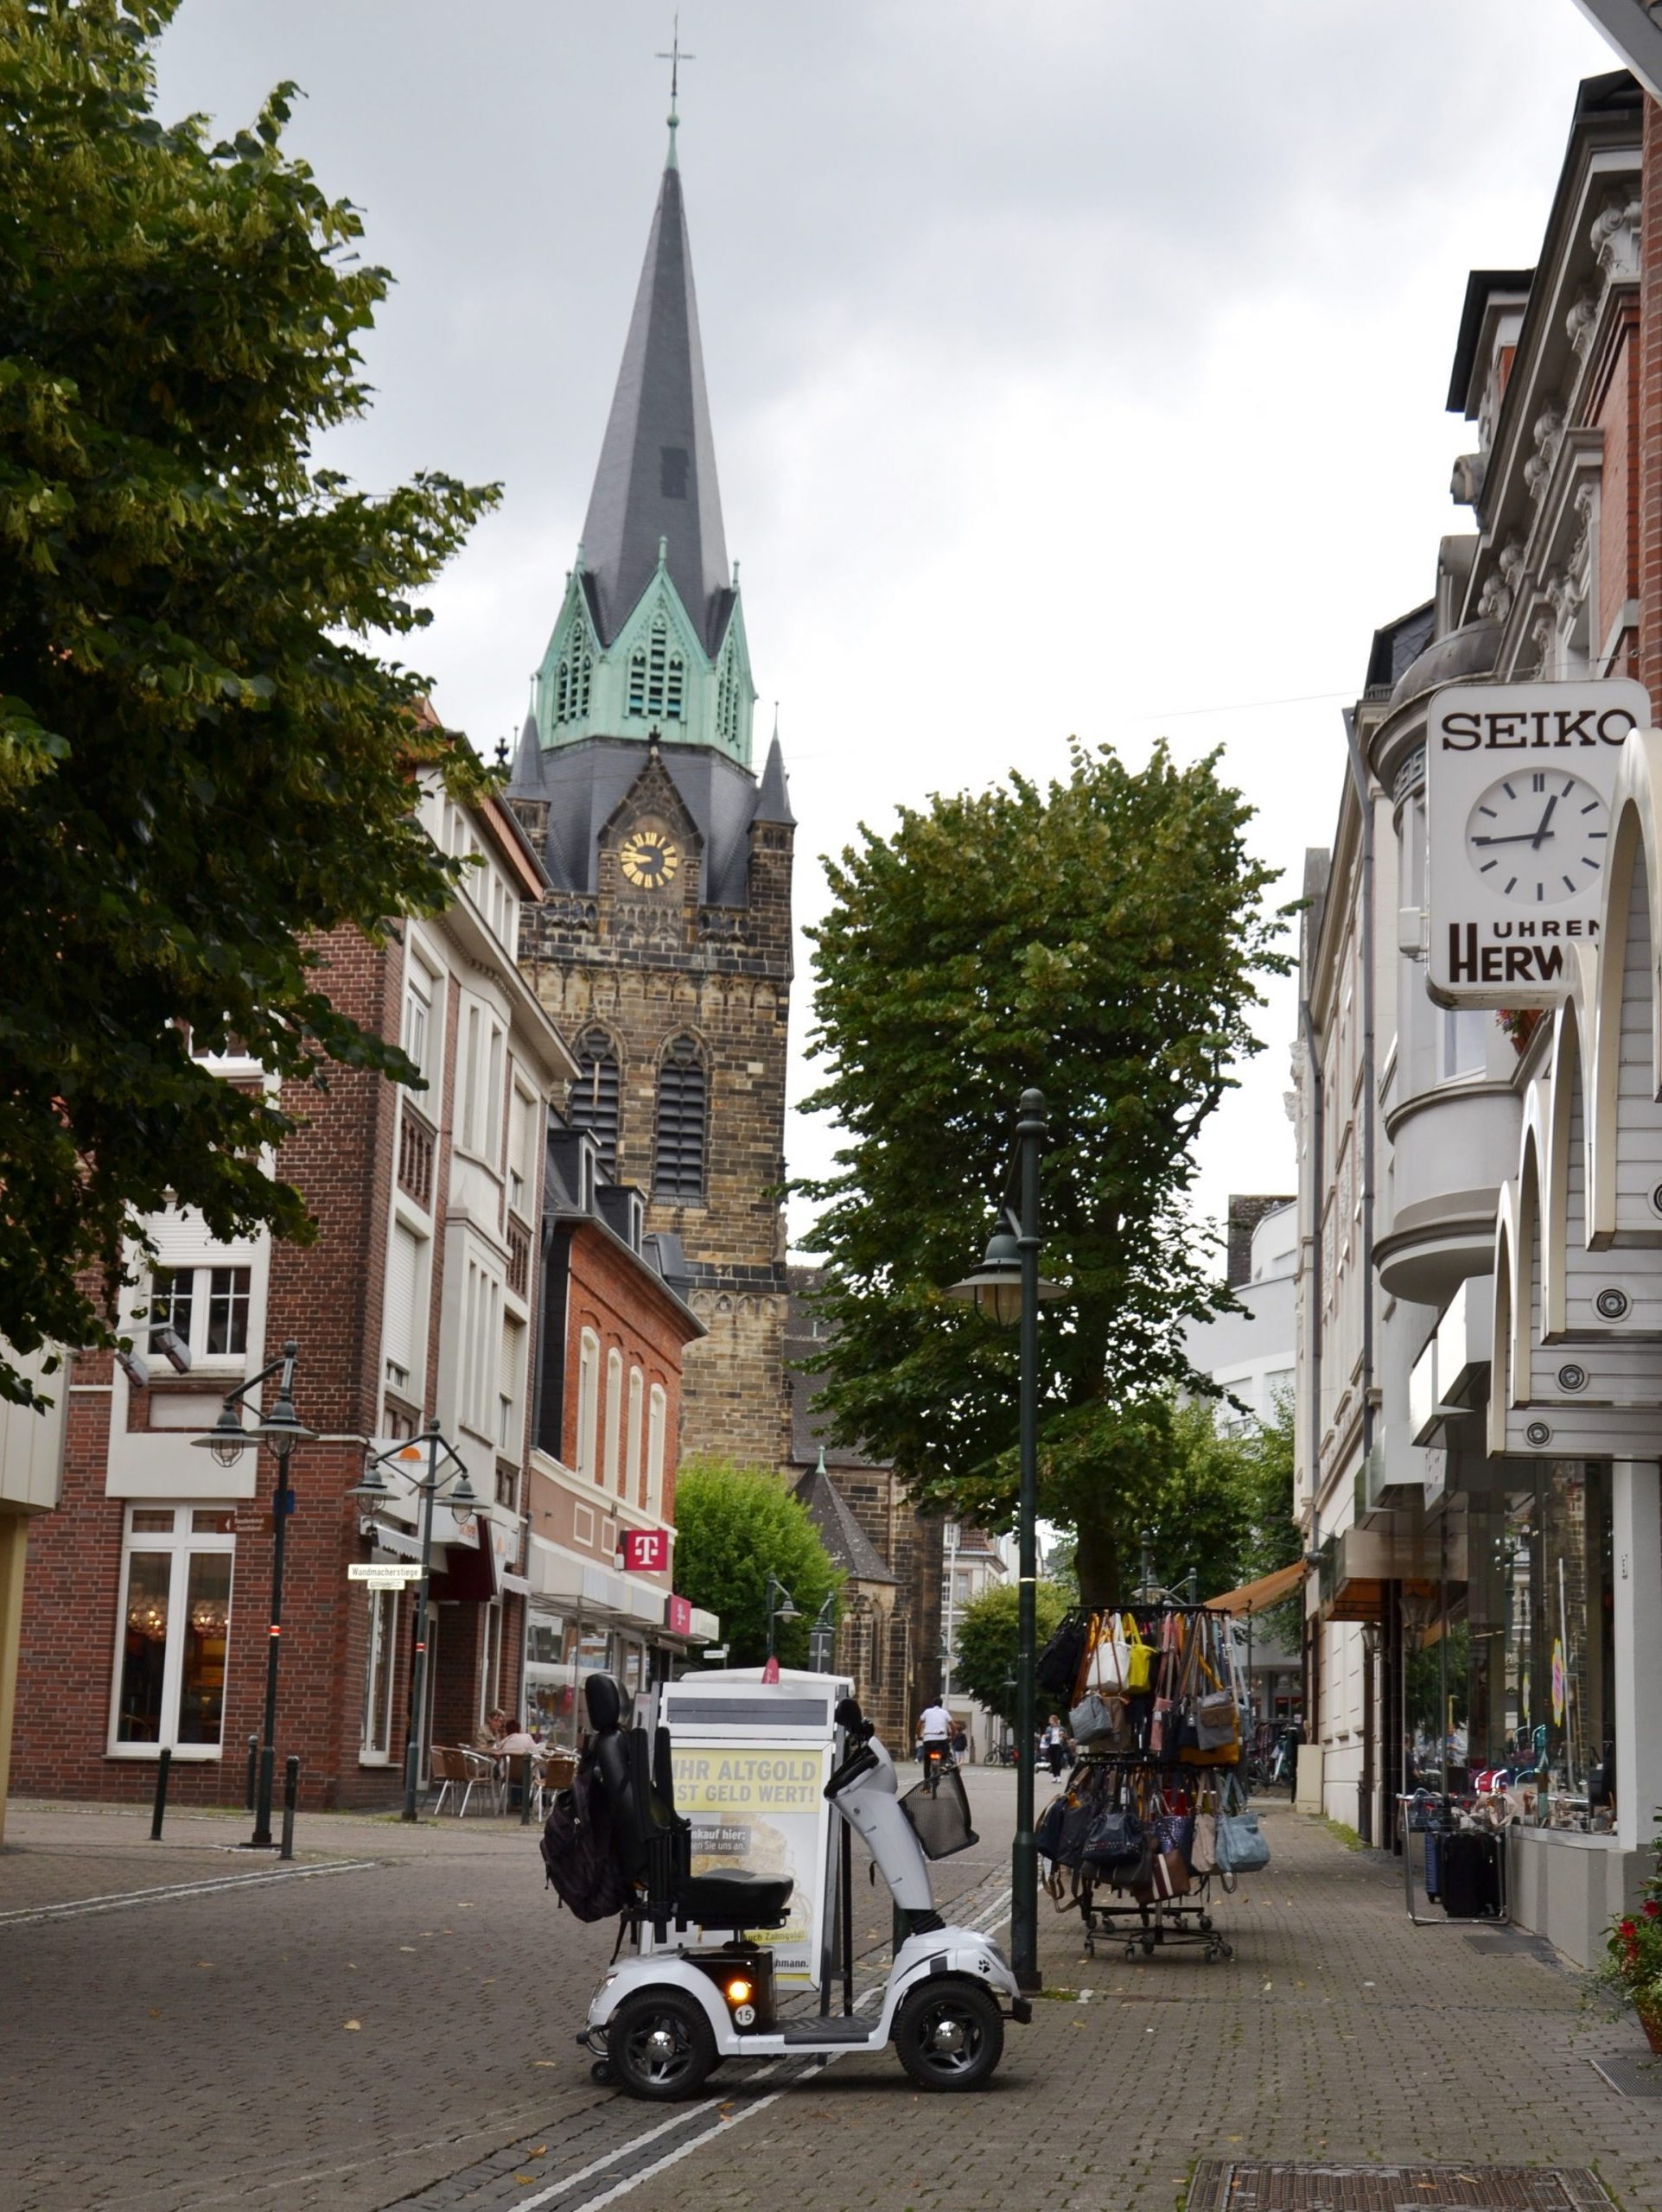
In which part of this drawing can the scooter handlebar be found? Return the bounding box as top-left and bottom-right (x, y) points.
(824, 1744), (880, 1800)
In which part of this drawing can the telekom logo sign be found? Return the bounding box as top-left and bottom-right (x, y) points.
(622, 1529), (668, 1573)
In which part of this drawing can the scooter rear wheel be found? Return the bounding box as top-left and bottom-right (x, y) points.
(894, 1978), (1003, 2092)
(608, 1989), (717, 2101)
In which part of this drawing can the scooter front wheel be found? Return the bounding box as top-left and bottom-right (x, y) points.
(894, 1978), (1004, 2092)
(608, 1989), (717, 2101)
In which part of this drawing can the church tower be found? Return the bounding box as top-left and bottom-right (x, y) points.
(509, 111), (794, 1473)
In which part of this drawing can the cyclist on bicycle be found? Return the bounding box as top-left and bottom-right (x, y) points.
(918, 1698), (953, 1789)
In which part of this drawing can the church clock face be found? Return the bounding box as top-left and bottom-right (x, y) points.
(1464, 769), (1608, 906)
(619, 827), (681, 891)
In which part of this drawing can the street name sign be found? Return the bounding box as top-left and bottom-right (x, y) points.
(348, 1562), (422, 1587)
(1426, 678), (1650, 1007)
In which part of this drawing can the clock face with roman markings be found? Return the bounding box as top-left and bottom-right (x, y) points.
(619, 827), (680, 891)
(1464, 768), (1609, 907)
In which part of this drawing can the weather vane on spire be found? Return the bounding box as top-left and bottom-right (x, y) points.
(657, 15), (695, 124)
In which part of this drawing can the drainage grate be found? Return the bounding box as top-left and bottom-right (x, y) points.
(1188, 2164), (1614, 2211)
(1589, 2051), (1662, 2098)
(1463, 1932), (1557, 1960)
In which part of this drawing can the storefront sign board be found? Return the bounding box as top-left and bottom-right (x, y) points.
(1426, 679), (1650, 1007)
(622, 1529), (669, 1573)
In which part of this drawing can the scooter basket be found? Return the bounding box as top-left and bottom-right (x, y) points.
(899, 1766), (979, 1858)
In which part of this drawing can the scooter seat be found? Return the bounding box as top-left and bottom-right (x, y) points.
(676, 1871), (793, 1929)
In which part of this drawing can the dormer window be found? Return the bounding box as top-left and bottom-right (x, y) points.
(553, 625), (593, 727)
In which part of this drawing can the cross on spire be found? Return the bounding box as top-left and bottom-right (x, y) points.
(657, 15), (695, 119)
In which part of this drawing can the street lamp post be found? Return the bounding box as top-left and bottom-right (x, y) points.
(946, 1088), (1064, 1995)
(765, 1573), (799, 1661)
(807, 1592), (836, 1672)
(351, 1418), (480, 1822)
(192, 1341), (316, 1849)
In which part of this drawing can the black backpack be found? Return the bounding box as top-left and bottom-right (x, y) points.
(1035, 1612), (1088, 1701)
(539, 1750), (634, 1922)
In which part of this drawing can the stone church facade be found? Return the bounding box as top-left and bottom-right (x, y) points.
(508, 115), (793, 1474)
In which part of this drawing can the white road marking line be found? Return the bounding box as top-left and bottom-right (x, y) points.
(557, 2063), (830, 2212)
(0, 1858), (378, 1926)
(507, 2060), (794, 2212)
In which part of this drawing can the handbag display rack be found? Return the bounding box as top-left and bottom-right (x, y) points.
(1035, 1600), (1260, 1965)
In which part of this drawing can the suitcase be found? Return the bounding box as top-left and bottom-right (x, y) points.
(1439, 1830), (1501, 1918)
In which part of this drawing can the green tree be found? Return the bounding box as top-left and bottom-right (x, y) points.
(798, 741), (1289, 1605)
(1232, 1389), (1304, 1649)
(0, 0), (498, 1403)
(672, 1462), (843, 1669)
(953, 1580), (1070, 1727)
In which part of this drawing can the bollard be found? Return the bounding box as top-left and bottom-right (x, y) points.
(244, 1734), (258, 1812)
(519, 1751), (534, 1827)
(279, 1753), (300, 1862)
(150, 1746), (172, 1841)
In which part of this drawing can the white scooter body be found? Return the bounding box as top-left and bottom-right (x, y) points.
(583, 1729), (1025, 2068)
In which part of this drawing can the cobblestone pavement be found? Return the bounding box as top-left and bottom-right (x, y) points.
(3, 1779), (1662, 2212)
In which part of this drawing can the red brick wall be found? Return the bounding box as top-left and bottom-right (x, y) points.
(560, 1224), (694, 1529)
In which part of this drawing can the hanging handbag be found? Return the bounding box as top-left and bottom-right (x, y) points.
(1035, 1612), (1088, 1701)
(1151, 1844), (1193, 1899)
(1148, 1614), (1181, 1758)
(1070, 1690), (1124, 1745)
(1081, 1772), (1143, 1875)
(1190, 1802), (1219, 1875)
(1151, 1790), (1194, 1860)
(1087, 1611), (1132, 1694)
(1121, 1613), (1155, 1694)
(1035, 1792), (1068, 1863)
(1214, 1776), (1270, 1874)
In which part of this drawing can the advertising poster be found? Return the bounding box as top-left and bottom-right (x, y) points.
(670, 1740), (832, 1983)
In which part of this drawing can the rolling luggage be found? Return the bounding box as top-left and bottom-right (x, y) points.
(1439, 1829), (1501, 1918)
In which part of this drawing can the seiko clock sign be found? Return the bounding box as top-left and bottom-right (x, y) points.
(1426, 679), (1652, 1007)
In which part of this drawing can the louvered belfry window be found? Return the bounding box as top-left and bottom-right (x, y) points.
(653, 1035), (706, 1203)
(570, 1030), (621, 1174)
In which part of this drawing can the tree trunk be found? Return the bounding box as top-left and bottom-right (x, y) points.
(1074, 1514), (1120, 1611)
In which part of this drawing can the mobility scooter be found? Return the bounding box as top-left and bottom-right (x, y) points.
(570, 1674), (1028, 2099)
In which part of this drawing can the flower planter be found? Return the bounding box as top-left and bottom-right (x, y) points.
(1636, 2006), (1662, 2056)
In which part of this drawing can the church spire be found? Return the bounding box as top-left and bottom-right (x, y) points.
(579, 123), (729, 656)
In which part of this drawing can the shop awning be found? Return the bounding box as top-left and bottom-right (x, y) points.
(364, 1520), (424, 1564)
(1202, 1560), (1306, 1617)
(500, 1572), (532, 1597)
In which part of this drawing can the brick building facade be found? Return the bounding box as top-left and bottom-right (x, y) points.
(10, 778), (576, 1808)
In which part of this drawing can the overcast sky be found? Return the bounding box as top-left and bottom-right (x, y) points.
(156, 2), (1617, 1255)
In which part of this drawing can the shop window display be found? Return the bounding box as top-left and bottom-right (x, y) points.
(1416, 1462), (1614, 1834)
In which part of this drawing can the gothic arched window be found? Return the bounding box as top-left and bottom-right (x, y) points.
(570, 1029), (621, 1174)
(653, 1035), (707, 1204)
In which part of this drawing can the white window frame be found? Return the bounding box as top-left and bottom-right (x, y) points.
(507, 1079), (537, 1217)
(402, 957), (437, 1084)
(461, 1002), (483, 1154)
(360, 1586), (399, 1764)
(576, 1329), (601, 1484)
(108, 1504), (237, 1760)
(480, 1599), (503, 1725)
(646, 1383), (667, 1517)
(604, 1349), (623, 1493)
(626, 1367), (644, 1508)
(149, 1262), (253, 1373)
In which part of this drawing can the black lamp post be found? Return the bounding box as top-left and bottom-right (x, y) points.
(765, 1573), (799, 1662)
(807, 1592), (836, 1673)
(946, 1088), (1064, 1995)
(351, 1418), (479, 1822)
(192, 1340), (316, 1849)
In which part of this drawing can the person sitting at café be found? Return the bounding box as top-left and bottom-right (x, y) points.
(472, 1708), (509, 1753)
(493, 1716), (539, 1808)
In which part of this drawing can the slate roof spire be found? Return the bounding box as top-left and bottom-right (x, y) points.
(580, 126), (729, 656)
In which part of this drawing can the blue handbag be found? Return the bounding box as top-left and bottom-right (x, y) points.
(1214, 1777), (1270, 1874)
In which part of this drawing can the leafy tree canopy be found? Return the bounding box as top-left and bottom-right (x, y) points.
(672, 1462), (843, 1670)
(953, 1579), (1070, 1729)
(0, 0), (499, 1402)
(796, 741), (1289, 1604)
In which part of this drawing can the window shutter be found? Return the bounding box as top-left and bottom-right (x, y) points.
(570, 1031), (621, 1173)
(653, 1037), (706, 1202)
(385, 1224), (423, 1381)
